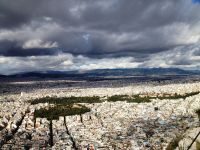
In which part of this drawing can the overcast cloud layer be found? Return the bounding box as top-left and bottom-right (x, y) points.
(0, 0), (200, 74)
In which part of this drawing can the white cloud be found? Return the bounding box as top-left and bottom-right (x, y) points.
(0, 21), (63, 45)
(142, 43), (200, 69)
(1, 44), (200, 75)
(0, 54), (141, 75)
(0, 54), (73, 75)
(22, 39), (58, 49)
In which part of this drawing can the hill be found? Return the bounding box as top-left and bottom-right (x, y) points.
(0, 68), (199, 79)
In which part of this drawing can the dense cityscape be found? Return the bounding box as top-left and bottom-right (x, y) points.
(0, 79), (200, 149)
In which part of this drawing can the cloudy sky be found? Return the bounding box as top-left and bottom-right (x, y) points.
(1, 0), (200, 74)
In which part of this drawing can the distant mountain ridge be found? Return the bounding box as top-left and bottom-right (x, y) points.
(1, 68), (200, 79)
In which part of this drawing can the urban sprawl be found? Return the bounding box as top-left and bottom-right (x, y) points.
(0, 79), (200, 149)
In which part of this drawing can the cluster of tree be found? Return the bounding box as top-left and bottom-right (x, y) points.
(31, 91), (200, 106)
(30, 96), (101, 105)
(107, 95), (151, 103)
(34, 104), (90, 120)
(107, 91), (200, 103)
(157, 92), (200, 100)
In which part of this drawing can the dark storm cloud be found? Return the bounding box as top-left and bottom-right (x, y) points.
(0, 0), (200, 73)
(3, 48), (58, 57)
(0, 0), (200, 57)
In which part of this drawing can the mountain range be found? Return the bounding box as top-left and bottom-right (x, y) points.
(0, 68), (200, 79)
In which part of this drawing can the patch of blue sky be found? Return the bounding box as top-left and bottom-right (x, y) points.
(192, 0), (200, 3)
